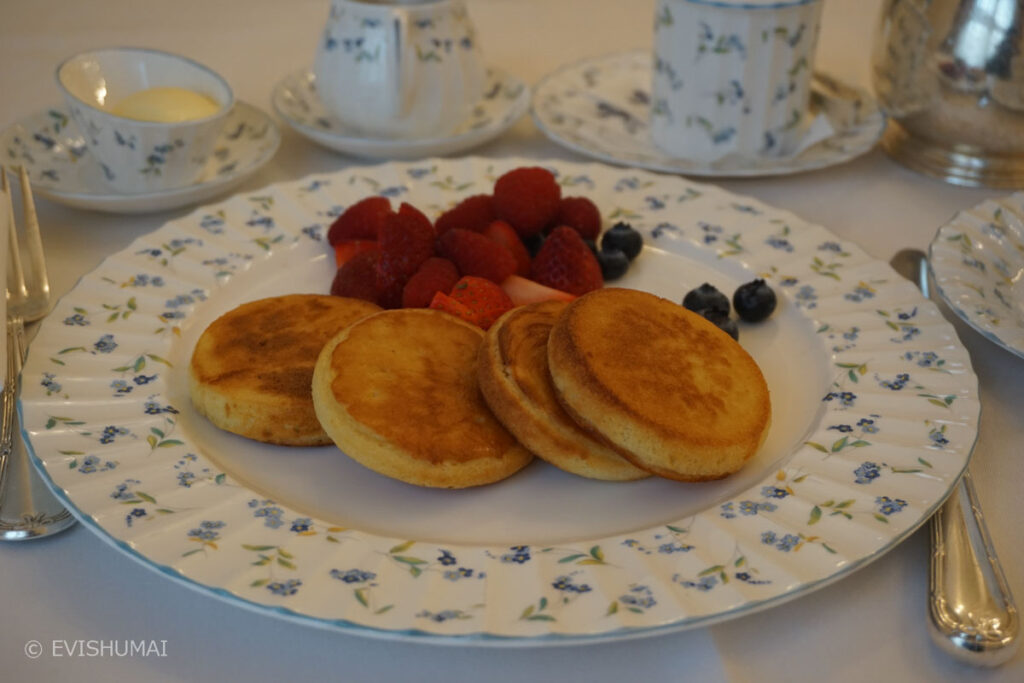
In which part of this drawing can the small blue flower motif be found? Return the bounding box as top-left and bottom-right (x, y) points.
(765, 236), (794, 252)
(775, 534), (800, 552)
(739, 500), (759, 515)
(658, 542), (693, 553)
(898, 326), (921, 342)
(615, 177), (641, 192)
(188, 520), (225, 541)
(679, 575), (718, 592)
(438, 550), (457, 566)
(823, 391), (856, 407)
(843, 327), (860, 341)
(720, 501), (736, 519)
(620, 585), (657, 609)
(133, 374), (157, 385)
(699, 222), (723, 244)
(167, 238), (199, 250)
(897, 307), (917, 321)
(779, 276), (799, 287)
(330, 569), (376, 584)
(645, 196), (665, 210)
(795, 285), (818, 309)
(876, 496), (908, 516)
(407, 167), (432, 179)
(854, 461), (881, 484)
(63, 312), (89, 326)
(734, 571), (771, 585)
(125, 507), (147, 527)
(110, 479), (140, 500)
(99, 425), (129, 444)
(844, 284), (876, 303)
(379, 186), (407, 198)
(300, 225), (322, 241)
(79, 455), (116, 474)
(879, 373), (910, 390)
(500, 545), (531, 564)
(761, 485), (789, 499)
(929, 429), (950, 447)
(93, 334), (118, 353)
(417, 609), (464, 623)
(40, 372), (62, 395)
(177, 471), (196, 488)
(819, 241), (843, 253)
(110, 379), (133, 394)
(252, 502), (285, 528)
(857, 417), (879, 434)
(267, 579), (302, 596)
(761, 531), (777, 545)
(290, 518), (312, 533)
(552, 576), (591, 594)
(443, 567), (473, 581)
(829, 424), (853, 433)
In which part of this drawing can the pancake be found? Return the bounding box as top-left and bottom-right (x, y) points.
(478, 301), (649, 481)
(547, 288), (771, 481)
(312, 308), (533, 488)
(189, 294), (381, 446)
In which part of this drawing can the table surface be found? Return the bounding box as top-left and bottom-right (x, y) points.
(1, 0), (1021, 681)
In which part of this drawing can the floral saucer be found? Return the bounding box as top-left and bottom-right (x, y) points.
(271, 67), (529, 159)
(531, 50), (886, 178)
(0, 102), (280, 214)
(929, 193), (1024, 359)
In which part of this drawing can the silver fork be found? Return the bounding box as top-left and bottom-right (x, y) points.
(1, 166), (75, 540)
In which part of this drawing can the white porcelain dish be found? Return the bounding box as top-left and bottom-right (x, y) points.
(0, 102), (280, 213)
(532, 50), (885, 177)
(19, 157), (977, 644)
(272, 67), (529, 159)
(929, 192), (1024, 359)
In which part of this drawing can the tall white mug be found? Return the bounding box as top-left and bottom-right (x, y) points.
(313, 0), (486, 139)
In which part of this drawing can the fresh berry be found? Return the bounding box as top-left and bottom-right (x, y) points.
(434, 194), (496, 235)
(500, 274), (576, 306)
(429, 291), (480, 326)
(402, 257), (459, 308)
(584, 239), (599, 258)
(448, 276), (515, 330)
(437, 228), (517, 284)
(493, 167), (561, 238)
(701, 308), (739, 340)
(482, 219), (531, 276)
(522, 232), (546, 258)
(601, 222), (643, 261)
(330, 248), (382, 304)
(733, 279), (777, 322)
(333, 239), (379, 268)
(530, 226), (604, 296)
(682, 283), (730, 317)
(327, 196), (393, 244)
(553, 196), (601, 239)
(376, 203), (436, 308)
(596, 247), (629, 280)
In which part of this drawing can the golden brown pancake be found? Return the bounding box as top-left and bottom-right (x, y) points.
(189, 294), (381, 445)
(478, 301), (649, 481)
(312, 308), (533, 488)
(547, 288), (771, 481)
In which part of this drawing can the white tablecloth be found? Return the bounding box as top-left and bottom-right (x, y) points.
(1, 1), (1021, 680)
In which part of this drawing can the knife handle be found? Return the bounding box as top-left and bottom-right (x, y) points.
(929, 469), (1019, 665)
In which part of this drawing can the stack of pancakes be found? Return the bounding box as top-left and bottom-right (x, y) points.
(189, 289), (770, 488)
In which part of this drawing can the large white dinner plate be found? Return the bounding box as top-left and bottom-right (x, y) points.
(928, 192), (1024, 359)
(19, 158), (977, 644)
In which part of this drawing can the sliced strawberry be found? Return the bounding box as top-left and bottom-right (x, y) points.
(330, 248), (382, 304)
(448, 276), (515, 330)
(376, 203), (436, 308)
(530, 226), (604, 296)
(402, 257), (460, 308)
(327, 196), (393, 244)
(553, 196), (601, 240)
(436, 228), (517, 284)
(434, 194), (496, 235)
(333, 239), (379, 267)
(429, 291), (481, 327)
(493, 167), (561, 238)
(500, 274), (576, 306)
(482, 219), (531, 277)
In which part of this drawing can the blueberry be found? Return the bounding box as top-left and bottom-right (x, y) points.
(682, 283), (729, 317)
(601, 222), (643, 261)
(522, 232), (545, 258)
(597, 247), (629, 280)
(733, 279), (777, 322)
(701, 308), (739, 340)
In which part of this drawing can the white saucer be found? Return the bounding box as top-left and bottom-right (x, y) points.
(0, 101), (280, 214)
(272, 67), (530, 159)
(531, 50), (886, 178)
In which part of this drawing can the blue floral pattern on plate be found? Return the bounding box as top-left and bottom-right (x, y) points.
(18, 157), (977, 643)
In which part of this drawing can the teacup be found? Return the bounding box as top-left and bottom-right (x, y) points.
(650, 0), (824, 161)
(313, 0), (486, 139)
(56, 47), (233, 194)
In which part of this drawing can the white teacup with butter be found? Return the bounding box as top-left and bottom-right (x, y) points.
(57, 47), (233, 193)
(313, 0), (485, 139)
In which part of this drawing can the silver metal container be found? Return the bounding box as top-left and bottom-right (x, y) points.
(872, 0), (1024, 187)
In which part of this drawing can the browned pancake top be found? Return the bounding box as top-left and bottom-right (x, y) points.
(553, 288), (769, 446)
(192, 294), (381, 399)
(496, 300), (572, 420)
(328, 309), (520, 464)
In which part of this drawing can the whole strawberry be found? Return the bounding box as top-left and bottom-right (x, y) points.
(327, 196), (393, 244)
(493, 167), (561, 238)
(436, 228), (517, 284)
(530, 226), (603, 296)
(553, 196), (601, 240)
(434, 194), (496, 235)
(376, 203), (435, 308)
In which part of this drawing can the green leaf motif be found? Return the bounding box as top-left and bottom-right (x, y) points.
(808, 506), (822, 525)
